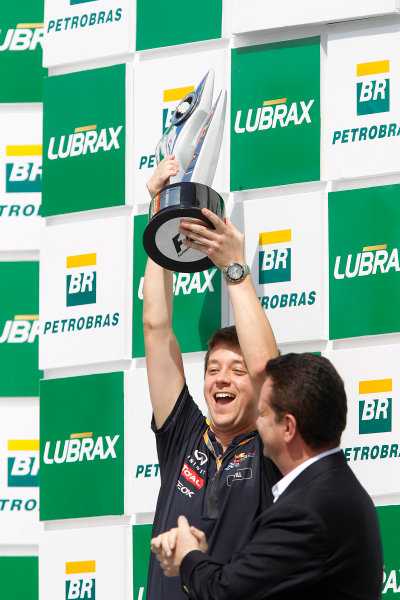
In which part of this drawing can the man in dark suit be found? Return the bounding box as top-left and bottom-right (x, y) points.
(151, 353), (383, 600)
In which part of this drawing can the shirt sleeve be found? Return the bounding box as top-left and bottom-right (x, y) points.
(180, 502), (328, 600)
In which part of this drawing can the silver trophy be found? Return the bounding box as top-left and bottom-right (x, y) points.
(143, 70), (227, 273)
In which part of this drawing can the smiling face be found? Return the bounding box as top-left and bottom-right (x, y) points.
(203, 342), (258, 437)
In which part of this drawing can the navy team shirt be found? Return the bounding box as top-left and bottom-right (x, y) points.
(146, 384), (281, 600)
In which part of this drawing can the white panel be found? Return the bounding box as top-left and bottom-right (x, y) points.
(40, 525), (130, 600)
(330, 344), (400, 496)
(130, 361), (207, 514)
(43, 0), (132, 67)
(229, 0), (399, 34)
(133, 49), (227, 206)
(39, 216), (131, 369)
(327, 23), (400, 179)
(0, 111), (43, 251)
(238, 192), (327, 345)
(0, 401), (41, 544)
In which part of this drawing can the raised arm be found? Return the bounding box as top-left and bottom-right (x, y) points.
(178, 210), (278, 397)
(143, 156), (185, 429)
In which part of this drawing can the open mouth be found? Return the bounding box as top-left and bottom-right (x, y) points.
(214, 392), (236, 406)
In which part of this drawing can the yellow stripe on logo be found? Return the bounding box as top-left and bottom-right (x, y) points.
(263, 98), (287, 106)
(259, 229), (291, 245)
(66, 253), (97, 269)
(14, 315), (39, 321)
(359, 379), (392, 394)
(362, 244), (387, 252)
(8, 440), (39, 451)
(6, 145), (42, 156)
(17, 23), (44, 28)
(65, 561), (96, 575)
(163, 86), (194, 103)
(357, 60), (390, 77)
(74, 125), (97, 133)
(70, 432), (93, 439)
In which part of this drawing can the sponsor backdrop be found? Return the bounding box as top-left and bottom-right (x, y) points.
(2, 2), (400, 599)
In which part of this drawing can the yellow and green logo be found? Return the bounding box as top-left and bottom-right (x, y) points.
(359, 378), (392, 435)
(6, 144), (42, 193)
(66, 253), (97, 307)
(7, 439), (39, 487)
(259, 229), (291, 284)
(357, 59), (390, 116)
(65, 561), (95, 600)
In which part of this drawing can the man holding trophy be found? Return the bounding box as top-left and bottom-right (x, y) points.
(142, 72), (281, 600)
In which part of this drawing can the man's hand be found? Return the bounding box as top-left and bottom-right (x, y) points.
(178, 208), (245, 271)
(151, 516), (208, 577)
(146, 155), (179, 197)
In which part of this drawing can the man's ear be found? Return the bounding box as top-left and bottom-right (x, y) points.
(283, 413), (297, 443)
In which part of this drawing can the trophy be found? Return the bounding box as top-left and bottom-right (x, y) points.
(143, 70), (226, 273)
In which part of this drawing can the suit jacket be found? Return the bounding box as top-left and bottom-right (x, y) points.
(180, 451), (383, 600)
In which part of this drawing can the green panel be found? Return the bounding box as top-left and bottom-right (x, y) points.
(0, 262), (42, 396)
(136, 0), (222, 51)
(40, 372), (124, 520)
(132, 524), (153, 600)
(377, 505), (400, 596)
(42, 64), (125, 216)
(132, 214), (222, 357)
(329, 184), (400, 339)
(231, 37), (320, 191)
(0, 556), (38, 599)
(0, 1), (46, 102)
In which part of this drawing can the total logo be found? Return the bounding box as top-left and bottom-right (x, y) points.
(139, 83), (194, 170)
(181, 462), (204, 489)
(234, 97), (315, 134)
(43, 432), (120, 464)
(138, 268), (218, 299)
(344, 378), (399, 462)
(333, 243), (399, 279)
(332, 59), (400, 145)
(65, 560), (96, 600)
(257, 229), (316, 310)
(5, 144), (42, 193)
(0, 314), (39, 344)
(7, 439), (39, 487)
(66, 253), (96, 307)
(48, 124), (123, 160)
(0, 23), (43, 52)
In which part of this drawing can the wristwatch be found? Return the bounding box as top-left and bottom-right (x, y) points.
(222, 262), (250, 283)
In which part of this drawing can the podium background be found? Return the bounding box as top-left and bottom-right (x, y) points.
(1, 1), (400, 597)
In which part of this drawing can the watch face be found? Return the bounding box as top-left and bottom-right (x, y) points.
(228, 263), (244, 280)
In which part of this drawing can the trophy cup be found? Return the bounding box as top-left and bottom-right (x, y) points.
(143, 70), (226, 273)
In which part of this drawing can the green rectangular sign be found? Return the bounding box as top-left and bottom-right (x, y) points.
(0, 0), (47, 102)
(132, 524), (152, 600)
(42, 64), (125, 216)
(377, 505), (400, 597)
(132, 214), (222, 357)
(136, 0), (221, 51)
(231, 37), (320, 191)
(0, 262), (41, 396)
(40, 372), (124, 520)
(329, 184), (400, 339)
(0, 556), (38, 599)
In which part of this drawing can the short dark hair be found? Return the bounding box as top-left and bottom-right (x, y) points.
(204, 326), (239, 374)
(265, 353), (347, 449)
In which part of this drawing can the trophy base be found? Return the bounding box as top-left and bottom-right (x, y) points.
(143, 181), (225, 273)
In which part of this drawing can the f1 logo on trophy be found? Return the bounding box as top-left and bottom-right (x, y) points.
(143, 70), (227, 273)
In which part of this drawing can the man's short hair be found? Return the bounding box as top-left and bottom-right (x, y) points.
(204, 326), (239, 374)
(265, 353), (347, 449)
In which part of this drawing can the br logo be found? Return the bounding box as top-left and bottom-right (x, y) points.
(7, 440), (39, 487)
(65, 561), (96, 600)
(258, 229), (291, 284)
(6, 145), (42, 193)
(66, 253), (97, 307)
(356, 60), (390, 116)
(358, 379), (392, 435)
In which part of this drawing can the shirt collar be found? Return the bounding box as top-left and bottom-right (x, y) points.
(272, 447), (341, 502)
